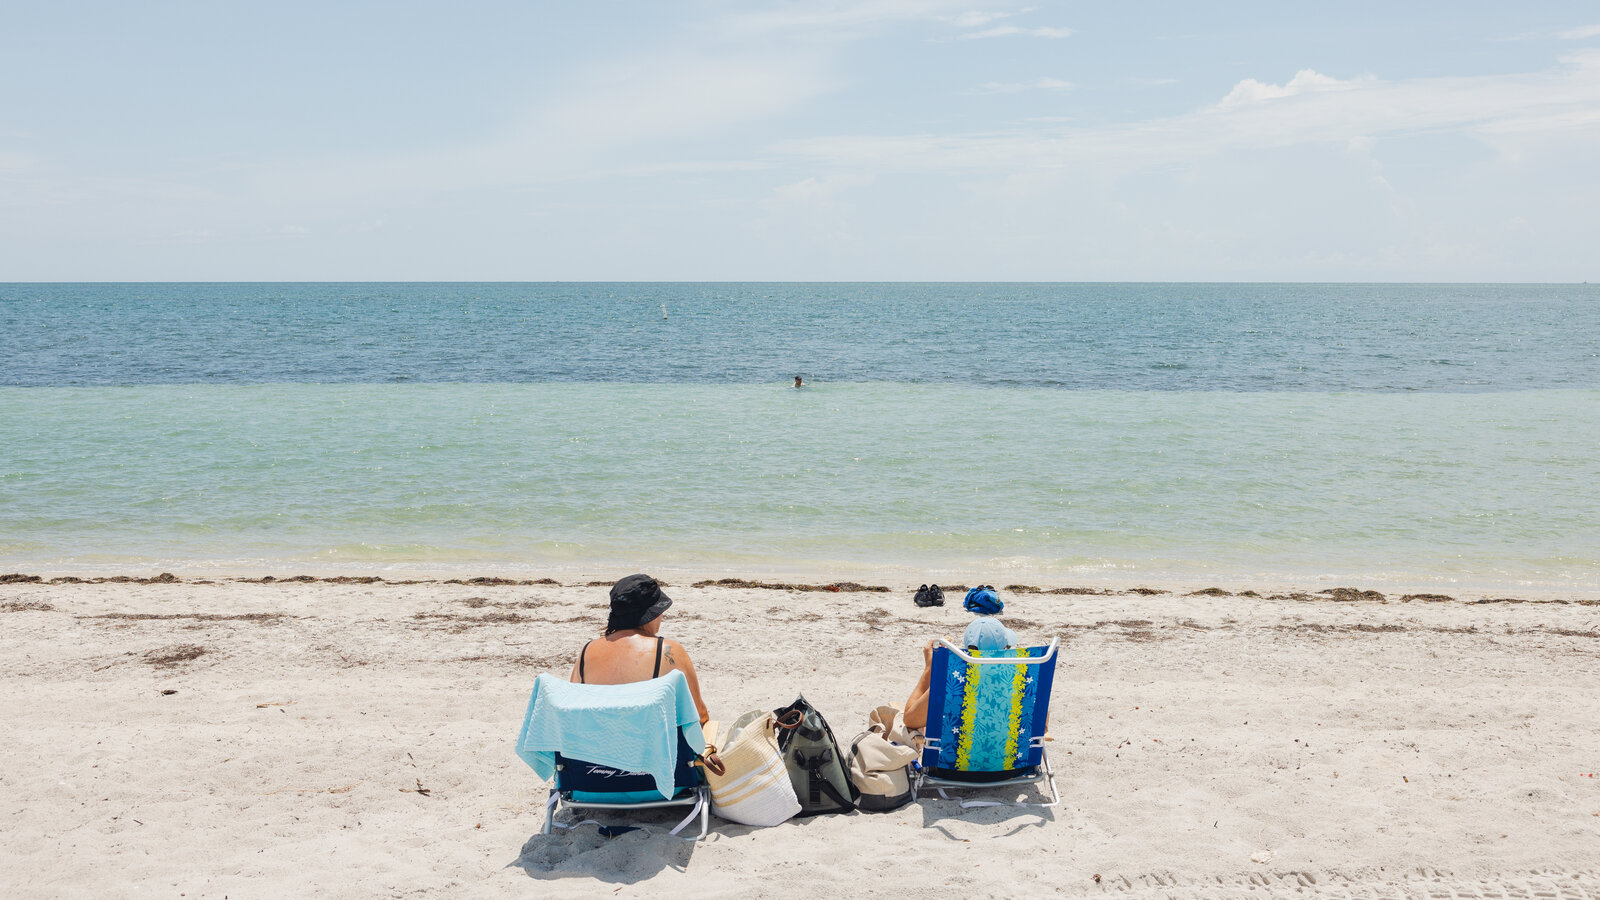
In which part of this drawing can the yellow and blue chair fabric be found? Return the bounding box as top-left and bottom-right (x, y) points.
(917, 638), (1060, 807)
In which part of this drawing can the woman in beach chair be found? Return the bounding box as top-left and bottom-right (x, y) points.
(570, 574), (711, 725)
(514, 575), (722, 839)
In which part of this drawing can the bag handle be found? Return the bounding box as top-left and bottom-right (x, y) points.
(694, 751), (727, 777)
(774, 709), (804, 730)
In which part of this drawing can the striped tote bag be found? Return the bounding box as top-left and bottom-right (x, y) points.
(705, 711), (801, 826)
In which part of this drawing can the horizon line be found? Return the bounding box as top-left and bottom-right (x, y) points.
(2, 279), (1595, 286)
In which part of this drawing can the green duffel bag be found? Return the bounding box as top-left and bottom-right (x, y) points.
(774, 695), (860, 816)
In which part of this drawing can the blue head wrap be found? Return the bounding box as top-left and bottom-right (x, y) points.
(963, 586), (1003, 615)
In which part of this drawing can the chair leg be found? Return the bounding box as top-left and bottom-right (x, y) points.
(668, 790), (707, 838)
(542, 790), (559, 835)
(1040, 747), (1061, 808)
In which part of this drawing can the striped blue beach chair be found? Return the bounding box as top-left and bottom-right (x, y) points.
(914, 637), (1060, 808)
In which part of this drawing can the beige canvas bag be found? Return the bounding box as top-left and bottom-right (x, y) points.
(704, 710), (801, 827)
(848, 705), (921, 812)
(868, 704), (924, 751)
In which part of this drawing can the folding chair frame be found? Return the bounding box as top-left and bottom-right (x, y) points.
(542, 778), (710, 840)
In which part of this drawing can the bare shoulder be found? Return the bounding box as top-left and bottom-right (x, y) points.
(661, 638), (694, 669)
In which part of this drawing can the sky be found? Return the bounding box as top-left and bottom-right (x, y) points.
(2, 1), (1598, 281)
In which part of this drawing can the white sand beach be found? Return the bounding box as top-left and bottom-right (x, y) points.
(3, 575), (1598, 899)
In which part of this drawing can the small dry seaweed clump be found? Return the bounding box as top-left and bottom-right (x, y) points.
(84, 611), (286, 624)
(1322, 588), (1386, 603)
(1, 573), (44, 584)
(2, 599), (55, 612)
(241, 575), (317, 584)
(145, 644), (208, 668)
(857, 607), (893, 630)
(691, 578), (889, 593)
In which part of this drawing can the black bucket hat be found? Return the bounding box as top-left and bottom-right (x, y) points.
(606, 574), (673, 633)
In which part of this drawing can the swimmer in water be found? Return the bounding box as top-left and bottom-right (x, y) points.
(794, 375), (804, 389)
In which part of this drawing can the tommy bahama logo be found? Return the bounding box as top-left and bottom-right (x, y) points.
(583, 765), (648, 778)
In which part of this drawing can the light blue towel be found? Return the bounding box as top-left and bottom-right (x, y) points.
(515, 670), (706, 799)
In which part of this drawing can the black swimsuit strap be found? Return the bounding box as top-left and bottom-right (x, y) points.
(580, 635), (661, 683)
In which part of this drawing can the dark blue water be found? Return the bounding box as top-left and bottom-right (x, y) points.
(4, 283), (1597, 390)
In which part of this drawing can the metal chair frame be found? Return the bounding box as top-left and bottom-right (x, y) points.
(542, 774), (710, 840)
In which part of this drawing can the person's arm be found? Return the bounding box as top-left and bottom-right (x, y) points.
(903, 638), (938, 729)
(661, 639), (711, 725)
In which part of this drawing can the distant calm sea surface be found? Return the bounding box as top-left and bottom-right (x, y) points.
(3, 283), (1597, 589)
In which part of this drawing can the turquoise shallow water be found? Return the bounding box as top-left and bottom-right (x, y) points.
(3, 383), (1596, 588)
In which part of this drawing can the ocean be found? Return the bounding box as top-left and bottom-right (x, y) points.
(3, 283), (1597, 589)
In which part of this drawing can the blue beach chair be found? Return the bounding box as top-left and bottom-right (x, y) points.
(516, 671), (711, 840)
(914, 637), (1061, 808)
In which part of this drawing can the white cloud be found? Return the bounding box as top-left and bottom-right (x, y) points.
(1497, 23), (1600, 42)
(960, 24), (1021, 38)
(613, 160), (773, 178)
(0, 151), (38, 173)
(719, 0), (967, 36)
(772, 53), (1600, 177)
(1216, 69), (1361, 108)
(966, 77), (1074, 94)
(238, 50), (840, 204)
(533, 53), (837, 148)
(959, 24), (1072, 39)
(771, 173), (876, 203)
(949, 10), (1013, 28)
